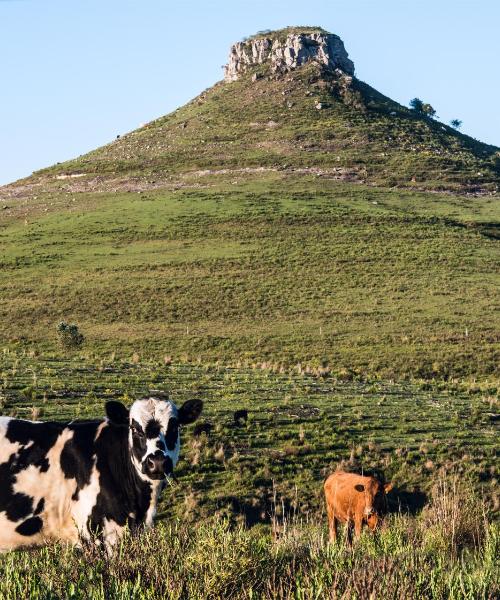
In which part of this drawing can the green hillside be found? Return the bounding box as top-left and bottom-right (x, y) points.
(1, 175), (498, 379)
(0, 27), (499, 380)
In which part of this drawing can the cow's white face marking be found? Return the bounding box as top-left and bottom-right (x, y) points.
(128, 398), (180, 481)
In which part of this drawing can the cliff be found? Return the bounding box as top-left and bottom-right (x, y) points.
(224, 27), (354, 81)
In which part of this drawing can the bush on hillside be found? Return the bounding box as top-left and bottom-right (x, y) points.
(56, 321), (84, 349)
(422, 103), (437, 119)
(409, 97), (424, 113)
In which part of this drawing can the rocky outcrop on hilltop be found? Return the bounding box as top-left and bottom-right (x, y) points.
(224, 29), (354, 81)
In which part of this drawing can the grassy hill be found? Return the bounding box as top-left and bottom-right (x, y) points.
(0, 26), (499, 596)
(1, 174), (499, 379)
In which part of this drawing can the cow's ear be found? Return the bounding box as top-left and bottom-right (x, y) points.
(384, 482), (393, 493)
(105, 401), (129, 426)
(354, 484), (365, 492)
(178, 399), (203, 425)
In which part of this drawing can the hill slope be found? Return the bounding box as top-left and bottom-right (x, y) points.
(4, 27), (499, 196)
(0, 27), (499, 380)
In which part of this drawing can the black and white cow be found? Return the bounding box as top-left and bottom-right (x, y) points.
(0, 396), (202, 551)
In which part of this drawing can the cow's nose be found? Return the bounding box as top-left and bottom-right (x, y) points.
(145, 454), (168, 477)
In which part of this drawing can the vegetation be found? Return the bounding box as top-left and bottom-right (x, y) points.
(56, 321), (85, 349)
(0, 26), (498, 597)
(1, 176), (498, 380)
(409, 97), (425, 114)
(422, 103), (437, 119)
(0, 354), (497, 522)
(410, 98), (437, 120)
(245, 26), (329, 42)
(0, 512), (497, 599)
(450, 119), (463, 130)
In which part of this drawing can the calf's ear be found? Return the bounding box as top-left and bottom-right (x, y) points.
(354, 484), (365, 492)
(105, 401), (129, 426)
(178, 399), (203, 425)
(384, 482), (394, 493)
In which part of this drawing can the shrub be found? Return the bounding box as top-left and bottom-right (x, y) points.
(56, 322), (84, 349)
(450, 119), (463, 130)
(409, 97), (424, 113)
(409, 98), (436, 119)
(422, 103), (437, 119)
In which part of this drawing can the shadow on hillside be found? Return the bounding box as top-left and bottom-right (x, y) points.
(388, 488), (428, 516)
(217, 494), (298, 527)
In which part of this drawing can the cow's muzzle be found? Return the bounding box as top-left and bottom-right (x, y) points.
(143, 453), (173, 480)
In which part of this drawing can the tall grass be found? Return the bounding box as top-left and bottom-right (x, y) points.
(0, 479), (497, 599)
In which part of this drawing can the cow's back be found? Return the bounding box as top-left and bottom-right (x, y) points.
(324, 471), (370, 521)
(0, 416), (102, 551)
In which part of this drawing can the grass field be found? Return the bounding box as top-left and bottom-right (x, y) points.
(1, 175), (499, 380)
(0, 513), (497, 599)
(1, 353), (497, 522)
(0, 352), (498, 598)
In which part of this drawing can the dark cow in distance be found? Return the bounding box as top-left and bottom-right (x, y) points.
(233, 409), (248, 425)
(0, 396), (202, 552)
(324, 471), (393, 542)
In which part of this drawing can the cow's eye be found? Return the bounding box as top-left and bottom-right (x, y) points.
(132, 427), (145, 438)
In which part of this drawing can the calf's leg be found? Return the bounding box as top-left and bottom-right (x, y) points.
(354, 516), (363, 539)
(328, 514), (338, 543)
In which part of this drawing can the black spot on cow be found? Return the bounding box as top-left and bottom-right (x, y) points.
(0, 486), (33, 521)
(234, 410), (248, 426)
(131, 419), (147, 463)
(156, 440), (166, 451)
(89, 420), (153, 533)
(145, 419), (161, 439)
(193, 422), (213, 437)
(34, 498), (45, 515)
(164, 456), (173, 476)
(60, 421), (100, 501)
(38, 457), (49, 472)
(15, 516), (43, 537)
(164, 417), (179, 451)
(6, 419), (63, 447)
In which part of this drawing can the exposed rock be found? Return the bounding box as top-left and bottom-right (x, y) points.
(224, 30), (354, 81)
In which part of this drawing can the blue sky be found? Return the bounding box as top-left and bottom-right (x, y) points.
(1, 0), (499, 185)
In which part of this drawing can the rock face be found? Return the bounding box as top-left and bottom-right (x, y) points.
(224, 30), (354, 81)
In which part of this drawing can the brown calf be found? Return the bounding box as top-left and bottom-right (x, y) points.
(324, 471), (393, 542)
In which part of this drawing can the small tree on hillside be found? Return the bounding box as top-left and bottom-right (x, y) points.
(422, 103), (437, 119)
(409, 98), (424, 113)
(450, 119), (462, 130)
(57, 322), (84, 349)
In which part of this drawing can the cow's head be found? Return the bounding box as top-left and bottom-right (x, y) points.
(105, 397), (203, 480)
(354, 479), (393, 530)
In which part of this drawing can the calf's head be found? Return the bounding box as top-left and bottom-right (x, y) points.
(354, 478), (393, 530)
(105, 397), (203, 480)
